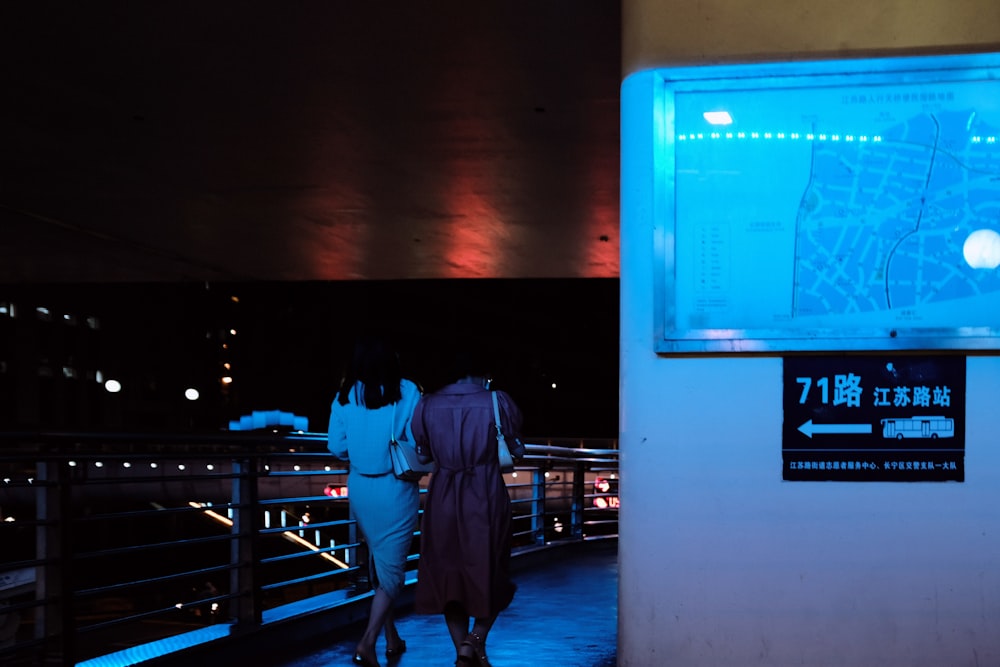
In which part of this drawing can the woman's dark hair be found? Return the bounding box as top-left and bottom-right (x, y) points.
(450, 342), (494, 380)
(335, 336), (403, 408)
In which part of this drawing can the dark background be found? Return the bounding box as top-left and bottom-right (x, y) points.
(0, 279), (619, 439)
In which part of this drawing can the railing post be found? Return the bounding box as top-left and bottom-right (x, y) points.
(230, 458), (262, 628)
(36, 459), (74, 666)
(571, 461), (585, 540)
(531, 468), (546, 545)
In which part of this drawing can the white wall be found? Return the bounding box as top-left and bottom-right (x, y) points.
(619, 3), (1000, 663)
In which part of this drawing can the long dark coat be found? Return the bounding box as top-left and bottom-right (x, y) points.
(411, 383), (524, 617)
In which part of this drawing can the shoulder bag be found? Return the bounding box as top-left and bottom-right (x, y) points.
(389, 401), (435, 481)
(491, 391), (517, 473)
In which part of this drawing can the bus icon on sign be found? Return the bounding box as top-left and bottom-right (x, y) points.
(880, 416), (954, 439)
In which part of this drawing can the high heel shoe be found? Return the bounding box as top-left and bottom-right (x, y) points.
(459, 632), (492, 667)
(352, 652), (380, 667)
(456, 639), (477, 665)
(385, 639), (406, 658)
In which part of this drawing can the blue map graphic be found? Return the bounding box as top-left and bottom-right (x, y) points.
(793, 110), (1000, 317)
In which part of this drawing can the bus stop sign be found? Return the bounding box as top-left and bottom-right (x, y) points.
(782, 355), (965, 482)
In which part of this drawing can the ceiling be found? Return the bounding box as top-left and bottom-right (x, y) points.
(0, 3), (621, 284)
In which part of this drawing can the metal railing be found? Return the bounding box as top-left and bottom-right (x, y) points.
(0, 432), (618, 666)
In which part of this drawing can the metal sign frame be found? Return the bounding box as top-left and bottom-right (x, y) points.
(650, 52), (1000, 353)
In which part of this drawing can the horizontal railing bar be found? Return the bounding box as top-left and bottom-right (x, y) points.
(63, 473), (250, 487)
(263, 471), (348, 478)
(1, 434), (615, 457)
(258, 548), (342, 566)
(76, 596), (235, 635)
(68, 469), (243, 480)
(76, 563), (236, 598)
(0, 481), (49, 490)
(582, 534), (618, 542)
(0, 557), (48, 571)
(73, 505), (239, 523)
(259, 541), (359, 565)
(524, 443), (619, 453)
(1, 430), (335, 449)
(523, 451), (619, 459)
(0, 597), (45, 616)
(583, 520), (619, 527)
(0, 518), (53, 531)
(257, 495), (336, 507)
(260, 566), (362, 593)
(74, 534), (235, 561)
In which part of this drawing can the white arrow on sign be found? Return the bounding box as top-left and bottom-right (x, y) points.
(798, 419), (872, 439)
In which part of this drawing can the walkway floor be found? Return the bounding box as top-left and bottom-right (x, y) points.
(258, 540), (618, 667)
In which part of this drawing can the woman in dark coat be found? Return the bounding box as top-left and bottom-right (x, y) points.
(411, 350), (525, 666)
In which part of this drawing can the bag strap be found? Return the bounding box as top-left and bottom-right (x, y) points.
(389, 401), (397, 444)
(491, 391), (503, 437)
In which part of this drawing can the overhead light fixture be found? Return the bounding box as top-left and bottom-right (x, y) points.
(703, 110), (733, 125)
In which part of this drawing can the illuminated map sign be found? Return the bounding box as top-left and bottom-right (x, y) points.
(653, 52), (1000, 352)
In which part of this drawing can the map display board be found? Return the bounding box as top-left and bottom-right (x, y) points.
(782, 355), (965, 482)
(655, 52), (1000, 352)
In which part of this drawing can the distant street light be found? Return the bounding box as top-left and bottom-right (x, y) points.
(185, 388), (200, 401)
(105, 379), (122, 393)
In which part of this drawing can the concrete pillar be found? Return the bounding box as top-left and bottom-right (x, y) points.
(619, 2), (1000, 665)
